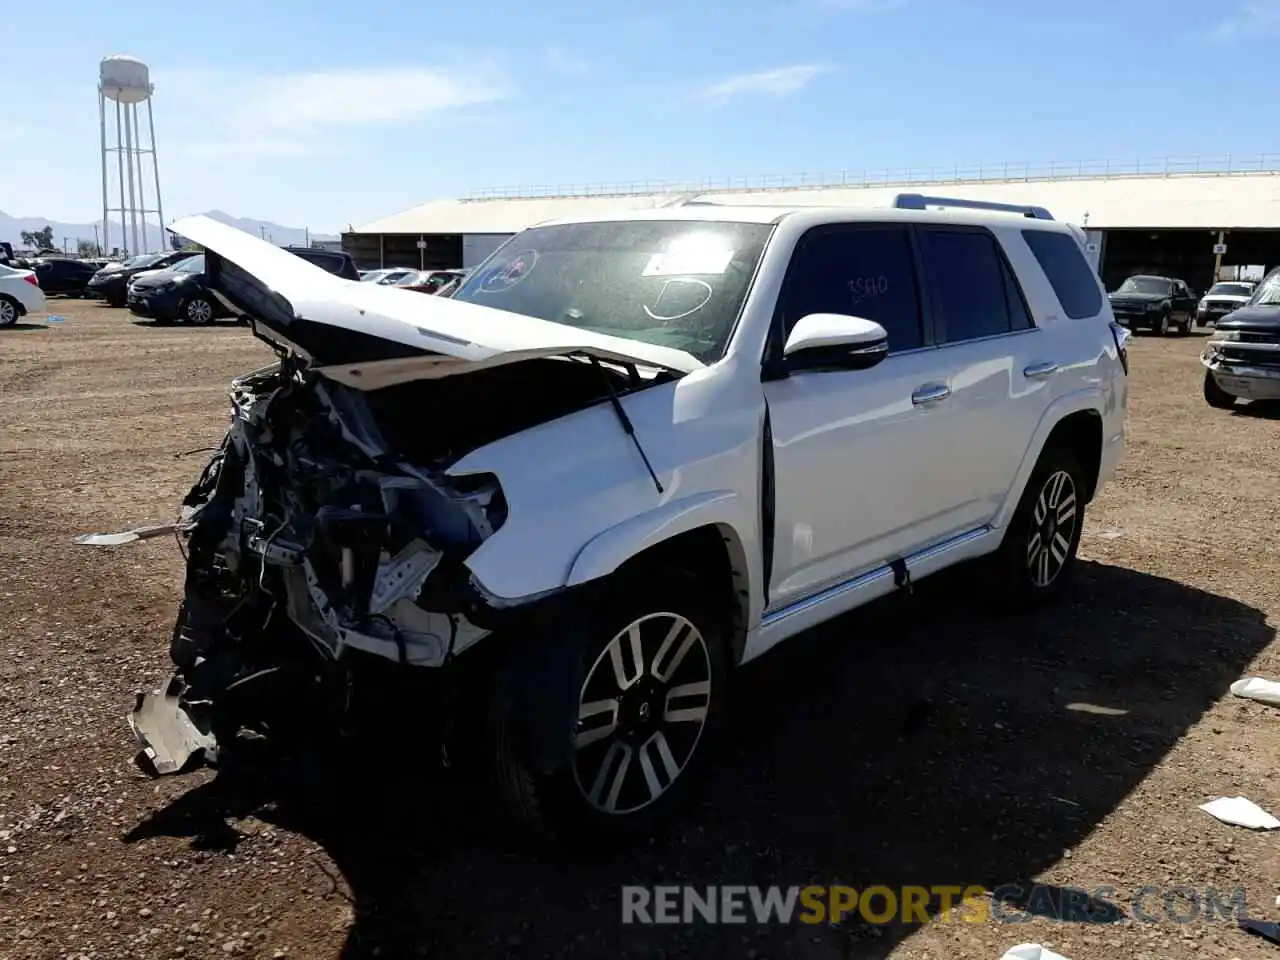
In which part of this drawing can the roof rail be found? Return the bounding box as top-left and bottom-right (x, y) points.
(893, 193), (1055, 220)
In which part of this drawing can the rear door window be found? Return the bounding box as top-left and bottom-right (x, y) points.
(918, 228), (1031, 343)
(1022, 229), (1104, 319)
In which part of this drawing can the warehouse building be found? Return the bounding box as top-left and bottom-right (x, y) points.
(343, 158), (1280, 292)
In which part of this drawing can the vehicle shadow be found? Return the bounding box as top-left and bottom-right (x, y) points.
(1235, 399), (1280, 420)
(2, 322), (47, 331)
(127, 319), (246, 330)
(123, 560), (1273, 958)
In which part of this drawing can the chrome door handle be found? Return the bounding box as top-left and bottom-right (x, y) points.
(1023, 361), (1060, 380)
(911, 383), (951, 406)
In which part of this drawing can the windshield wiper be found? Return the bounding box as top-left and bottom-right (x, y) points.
(588, 355), (663, 495)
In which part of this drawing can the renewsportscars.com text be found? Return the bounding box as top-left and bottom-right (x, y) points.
(621, 884), (1247, 926)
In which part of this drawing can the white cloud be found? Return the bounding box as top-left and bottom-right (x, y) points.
(698, 64), (834, 105)
(1212, 1), (1280, 39)
(162, 63), (510, 161)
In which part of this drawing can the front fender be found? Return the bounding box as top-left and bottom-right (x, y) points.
(566, 489), (750, 587)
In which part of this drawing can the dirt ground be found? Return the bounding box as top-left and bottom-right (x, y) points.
(1, 297), (1279, 960)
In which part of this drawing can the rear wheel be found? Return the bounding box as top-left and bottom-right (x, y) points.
(993, 445), (1086, 608)
(489, 569), (726, 847)
(1204, 370), (1237, 410)
(0, 295), (18, 327)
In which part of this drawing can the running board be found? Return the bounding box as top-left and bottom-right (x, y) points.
(742, 526), (996, 664)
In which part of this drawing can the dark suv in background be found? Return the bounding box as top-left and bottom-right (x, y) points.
(34, 258), (107, 297)
(1108, 275), (1198, 335)
(280, 246), (360, 280)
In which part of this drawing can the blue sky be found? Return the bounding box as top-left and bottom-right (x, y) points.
(2, 0), (1277, 232)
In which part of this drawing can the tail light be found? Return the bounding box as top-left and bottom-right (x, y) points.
(1109, 321), (1130, 374)
(23, 274), (39, 287)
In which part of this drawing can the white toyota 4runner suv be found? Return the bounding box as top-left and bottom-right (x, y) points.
(85, 199), (1127, 845)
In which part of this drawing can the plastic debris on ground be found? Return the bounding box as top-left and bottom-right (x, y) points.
(45, 315), (66, 324)
(999, 945), (1072, 960)
(1240, 917), (1280, 946)
(1230, 676), (1280, 707)
(1199, 796), (1280, 830)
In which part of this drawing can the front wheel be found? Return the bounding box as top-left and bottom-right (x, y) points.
(1155, 310), (1170, 336)
(489, 569), (726, 847)
(1204, 370), (1237, 410)
(992, 446), (1086, 608)
(181, 296), (215, 325)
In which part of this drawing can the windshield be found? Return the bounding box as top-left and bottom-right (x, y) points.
(125, 253), (164, 268)
(1117, 277), (1172, 296)
(1208, 283), (1252, 298)
(173, 255), (204, 274)
(451, 220), (773, 362)
(1251, 274), (1280, 306)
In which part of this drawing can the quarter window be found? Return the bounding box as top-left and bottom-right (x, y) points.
(779, 226), (923, 353)
(919, 228), (1029, 343)
(1022, 229), (1104, 319)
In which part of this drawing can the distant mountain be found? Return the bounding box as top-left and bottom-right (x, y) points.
(0, 209), (337, 254)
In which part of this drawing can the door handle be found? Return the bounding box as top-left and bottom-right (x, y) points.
(1023, 361), (1060, 380)
(911, 383), (951, 406)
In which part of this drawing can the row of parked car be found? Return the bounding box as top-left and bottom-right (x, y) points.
(1107, 275), (1257, 335)
(359, 267), (469, 296)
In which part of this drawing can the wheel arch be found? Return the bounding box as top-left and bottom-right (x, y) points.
(566, 493), (754, 665)
(996, 393), (1105, 530)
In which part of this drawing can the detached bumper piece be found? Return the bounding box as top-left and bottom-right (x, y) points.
(129, 673), (218, 776)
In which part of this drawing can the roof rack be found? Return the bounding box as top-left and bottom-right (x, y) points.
(893, 193), (1054, 221)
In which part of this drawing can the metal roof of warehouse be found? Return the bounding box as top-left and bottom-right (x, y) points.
(353, 171), (1280, 235)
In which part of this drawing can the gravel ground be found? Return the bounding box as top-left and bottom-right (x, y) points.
(1, 298), (1279, 960)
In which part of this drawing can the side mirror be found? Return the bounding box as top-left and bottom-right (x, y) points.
(781, 313), (889, 371)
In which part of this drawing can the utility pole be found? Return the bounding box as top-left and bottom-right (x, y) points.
(93, 225), (100, 255)
(1212, 230), (1227, 282)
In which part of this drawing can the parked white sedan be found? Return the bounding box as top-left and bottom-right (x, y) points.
(0, 263), (46, 326)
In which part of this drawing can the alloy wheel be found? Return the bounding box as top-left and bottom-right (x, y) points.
(572, 612), (712, 816)
(186, 299), (213, 324)
(0, 300), (15, 326)
(1026, 469), (1078, 588)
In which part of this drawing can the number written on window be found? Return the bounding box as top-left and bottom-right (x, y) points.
(782, 227), (923, 353)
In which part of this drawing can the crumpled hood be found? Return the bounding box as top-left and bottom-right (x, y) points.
(169, 215), (705, 381)
(1216, 304), (1280, 332)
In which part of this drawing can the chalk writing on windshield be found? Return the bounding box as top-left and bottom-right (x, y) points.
(643, 277), (714, 323)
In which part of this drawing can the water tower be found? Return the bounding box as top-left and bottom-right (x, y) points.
(99, 56), (164, 258)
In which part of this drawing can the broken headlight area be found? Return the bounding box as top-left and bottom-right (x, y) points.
(128, 359), (514, 777)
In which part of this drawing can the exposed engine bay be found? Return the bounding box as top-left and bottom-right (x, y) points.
(99, 352), (651, 776)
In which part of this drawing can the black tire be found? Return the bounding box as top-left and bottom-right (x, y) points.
(1204, 370), (1237, 410)
(992, 445), (1087, 608)
(107, 290), (125, 308)
(0, 295), (19, 328)
(181, 296), (215, 325)
(488, 567), (728, 848)
(1154, 310), (1170, 336)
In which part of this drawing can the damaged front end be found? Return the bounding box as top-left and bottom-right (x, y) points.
(123, 358), (506, 776)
